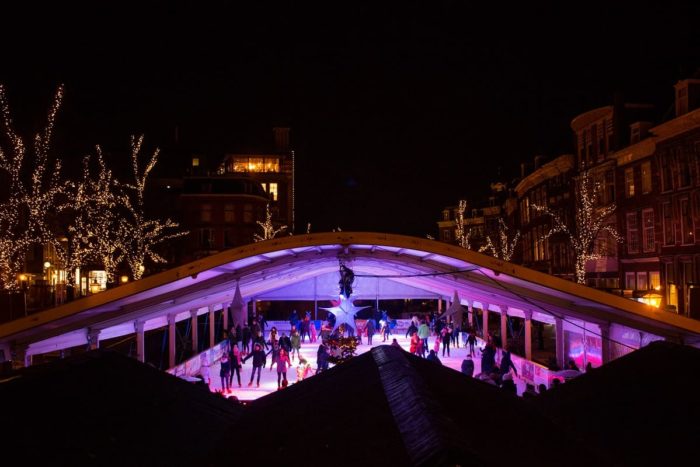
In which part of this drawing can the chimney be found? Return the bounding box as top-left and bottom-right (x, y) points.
(273, 127), (290, 152)
(630, 121), (652, 144)
(674, 79), (700, 117)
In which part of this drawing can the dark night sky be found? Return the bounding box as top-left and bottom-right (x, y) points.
(1, 2), (698, 236)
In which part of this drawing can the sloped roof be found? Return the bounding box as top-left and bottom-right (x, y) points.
(2, 233), (700, 356)
(0, 350), (242, 466)
(208, 346), (608, 466)
(532, 341), (700, 466)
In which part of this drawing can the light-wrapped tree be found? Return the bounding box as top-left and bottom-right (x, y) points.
(532, 170), (621, 284)
(118, 135), (187, 280)
(254, 202), (287, 241)
(0, 84), (68, 290)
(478, 218), (520, 261)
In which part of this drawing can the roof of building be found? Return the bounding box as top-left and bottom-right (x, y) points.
(6, 341), (700, 466)
(532, 340), (700, 466)
(0, 350), (243, 466)
(208, 345), (607, 466)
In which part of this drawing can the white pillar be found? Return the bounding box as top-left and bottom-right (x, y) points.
(555, 317), (565, 369)
(222, 302), (229, 331)
(482, 304), (490, 340)
(437, 297), (442, 313)
(190, 309), (199, 353)
(0, 342), (11, 363)
(12, 344), (31, 368)
(87, 328), (101, 351)
(209, 305), (216, 348)
(168, 313), (177, 368)
(524, 310), (533, 361)
(135, 321), (145, 363)
(600, 322), (611, 365)
(467, 300), (474, 329)
(499, 305), (508, 350)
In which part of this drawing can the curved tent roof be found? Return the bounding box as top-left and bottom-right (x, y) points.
(2, 232), (700, 356)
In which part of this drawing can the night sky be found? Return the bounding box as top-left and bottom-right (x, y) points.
(1, 2), (698, 236)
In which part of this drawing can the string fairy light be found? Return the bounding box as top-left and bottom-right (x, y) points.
(454, 199), (472, 250)
(59, 147), (123, 283)
(532, 170), (622, 284)
(479, 218), (520, 261)
(254, 202), (287, 242)
(0, 84), (68, 290)
(117, 135), (187, 280)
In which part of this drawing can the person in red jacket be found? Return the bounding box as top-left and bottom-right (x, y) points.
(276, 348), (291, 389)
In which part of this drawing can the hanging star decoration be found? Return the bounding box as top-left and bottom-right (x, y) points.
(321, 295), (369, 334)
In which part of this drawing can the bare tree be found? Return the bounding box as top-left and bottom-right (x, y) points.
(532, 170), (621, 284)
(254, 202), (287, 241)
(60, 148), (123, 283)
(119, 136), (187, 280)
(0, 84), (67, 290)
(454, 199), (472, 249)
(479, 218), (520, 261)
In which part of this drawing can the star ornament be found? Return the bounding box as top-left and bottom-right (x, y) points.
(321, 295), (369, 333)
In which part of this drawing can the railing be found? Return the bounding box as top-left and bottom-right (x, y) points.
(166, 340), (229, 379)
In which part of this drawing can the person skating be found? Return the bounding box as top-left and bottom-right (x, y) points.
(290, 326), (301, 362)
(219, 352), (231, 393)
(276, 348), (291, 389)
(243, 343), (266, 387)
(229, 344), (243, 387)
(366, 318), (375, 345)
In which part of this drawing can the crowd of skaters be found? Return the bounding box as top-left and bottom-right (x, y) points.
(199, 309), (575, 399)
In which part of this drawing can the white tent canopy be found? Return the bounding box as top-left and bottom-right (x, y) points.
(1, 232), (699, 359)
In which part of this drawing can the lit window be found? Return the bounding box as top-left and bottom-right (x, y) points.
(649, 271), (660, 290)
(248, 158), (264, 172)
(625, 167), (635, 198)
(192, 157), (199, 167)
(88, 270), (108, 293)
(637, 272), (648, 290)
(625, 272), (636, 289)
(268, 183), (278, 201)
(264, 158), (280, 172)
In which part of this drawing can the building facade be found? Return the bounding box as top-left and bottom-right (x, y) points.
(438, 77), (700, 320)
(179, 175), (270, 261)
(615, 79), (700, 317)
(514, 154), (576, 279)
(220, 127), (295, 232)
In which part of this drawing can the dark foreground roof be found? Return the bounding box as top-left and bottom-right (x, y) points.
(207, 346), (607, 467)
(532, 340), (700, 466)
(0, 350), (242, 466)
(12, 343), (700, 467)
